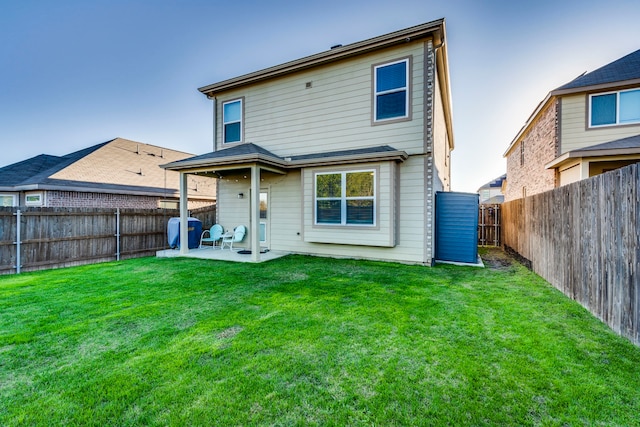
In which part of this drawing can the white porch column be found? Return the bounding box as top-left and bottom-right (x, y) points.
(179, 172), (189, 255)
(580, 161), (590, 180)
(251, 164), (261, 262)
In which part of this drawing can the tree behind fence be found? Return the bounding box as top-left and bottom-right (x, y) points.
(502, 163), (639, 346)
(0, 205), (216, 275)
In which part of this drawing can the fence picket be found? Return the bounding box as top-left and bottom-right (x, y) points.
(0, 205), (216, 274)
(502, 163), (640, 346)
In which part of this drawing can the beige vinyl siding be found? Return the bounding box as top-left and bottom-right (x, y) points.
(216, 175), (252, 249)
(268, 170), (304, 252)
(560, 94), (640, 153)
(213, 156), (430, 264)
(432, 71), (451, 191)
(215, 42), (427, 156)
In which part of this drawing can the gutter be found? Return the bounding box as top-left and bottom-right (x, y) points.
(162, 150), (409, 172)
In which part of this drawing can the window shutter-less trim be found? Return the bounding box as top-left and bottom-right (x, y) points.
(374, 59), (409, 122)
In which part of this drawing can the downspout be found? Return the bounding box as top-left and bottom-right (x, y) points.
(428, 34), (445, 267)
(208, 95), (217, 152)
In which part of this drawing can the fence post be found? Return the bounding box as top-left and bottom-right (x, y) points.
(494, 204), (500, 246)
(115, 208), (120, 261)
(13, 209), (21, 274)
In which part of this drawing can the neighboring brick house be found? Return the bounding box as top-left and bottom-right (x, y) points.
(504, 49), (640, 201)
(164, 19), (454, 264)
(0, 138), (215, 209)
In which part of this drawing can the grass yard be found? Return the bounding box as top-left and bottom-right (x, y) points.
(1, 248), (639, 426)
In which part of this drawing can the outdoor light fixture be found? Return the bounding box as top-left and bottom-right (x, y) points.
(238, 193), (244, 199)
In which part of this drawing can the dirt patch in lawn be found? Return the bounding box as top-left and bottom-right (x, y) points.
(480, 248), (516, 271)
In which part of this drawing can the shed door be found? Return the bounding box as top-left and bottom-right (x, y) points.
(435, 192), (479, 264)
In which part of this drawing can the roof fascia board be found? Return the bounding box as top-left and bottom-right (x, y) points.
(289, 150), (408, 168)
(163, 154), (289, 171)
(0, 183), (204, 198)
(198, 19), (444, 96)
(163, 150), (408, 172)
(545, 149), (640, 169)
(503, 93), (554, 157)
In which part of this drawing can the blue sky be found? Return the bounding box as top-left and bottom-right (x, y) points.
(1, 0), (639, 192)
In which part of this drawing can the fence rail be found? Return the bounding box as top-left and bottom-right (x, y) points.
(0, 205), (216, 274)
(502, 163), (639, 346)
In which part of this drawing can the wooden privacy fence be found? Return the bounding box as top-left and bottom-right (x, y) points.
(502, 163), (639, 346)
(478, 203), (501, 246)
(0, 205), (216, 274)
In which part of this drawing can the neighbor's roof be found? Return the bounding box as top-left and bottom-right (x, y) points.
(476, 173), (506, 192)
(505, 48), (640, 157)
(545, 133), (640, 169)
(554, 49), (640, 93)
(0, 138), (215, 198)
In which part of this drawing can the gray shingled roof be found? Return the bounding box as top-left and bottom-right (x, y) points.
(555, 49), (640, 91)
(477, 174), (506, 191)
(165, 143), (405, 169)
(0, 142), (109, 186)
(573, 133), (640, 152)
(180, 143), (283, 163)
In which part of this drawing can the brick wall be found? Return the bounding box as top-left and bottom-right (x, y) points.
(505, 101), (558, 201)
(46, 191), (214, 210)
(47, 191), (158, 208)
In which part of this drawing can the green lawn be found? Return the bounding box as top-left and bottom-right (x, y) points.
(1, 249), (639, 426)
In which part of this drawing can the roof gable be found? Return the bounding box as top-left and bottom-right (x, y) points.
(198, 19), (446, 96)
(554, 49), (640, 92)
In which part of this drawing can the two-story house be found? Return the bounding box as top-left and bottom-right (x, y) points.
(163, 19), (454, 264)
(504, 49), (640, 201)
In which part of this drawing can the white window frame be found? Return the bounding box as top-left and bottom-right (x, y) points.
(314, 169), (376, 226)
(25, 192), (44, 206)
(589, 88), (640, 127)
(0, 194), (17, 207)
(373, 58), (410, 123)
(222, 98), (243, 144)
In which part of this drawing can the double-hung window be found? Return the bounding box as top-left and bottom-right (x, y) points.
(590, 89), (640, 127)
(374, 58), (409, 122)
(223, 99), (243, 143)
(315, 170), (375, 226)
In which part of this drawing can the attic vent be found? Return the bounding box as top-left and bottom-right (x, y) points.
(330, 44), (342, 49)
(306, 82), (312, 89)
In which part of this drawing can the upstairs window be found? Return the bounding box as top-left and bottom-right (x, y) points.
(590, 89), (640, 127)
(374, 58), (409, 122)
(315, 170), (376, 226)
(223, 99), (243, 143)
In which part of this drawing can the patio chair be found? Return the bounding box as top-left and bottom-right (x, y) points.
(220, 225), (246, 250)
(200, 224), (223, 248)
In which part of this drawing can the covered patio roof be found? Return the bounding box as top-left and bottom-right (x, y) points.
(546, 134), (640, 169)
(161, 143), (408, 173)
(162, 143), (408, 263)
